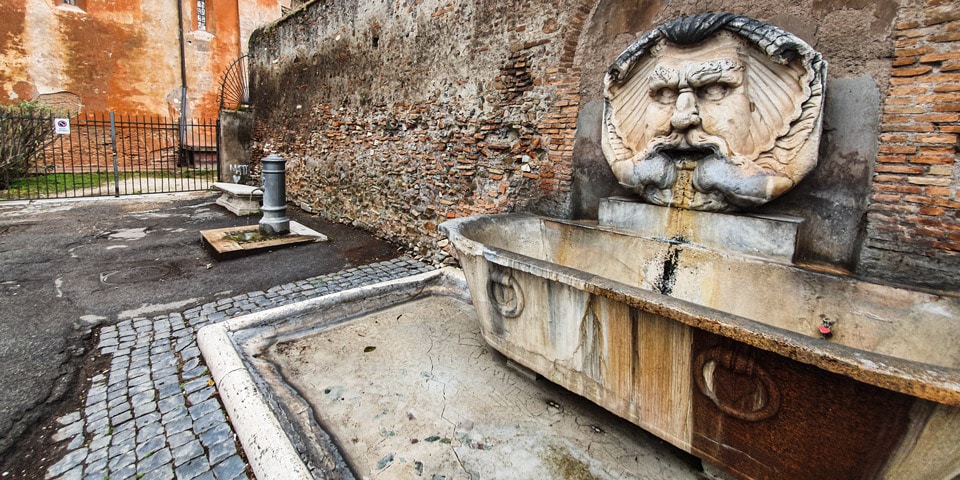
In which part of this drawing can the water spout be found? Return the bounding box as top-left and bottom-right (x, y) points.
(258, 154), (289, 236)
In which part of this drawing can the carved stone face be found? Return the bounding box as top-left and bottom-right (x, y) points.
(602, 15), (826, 212)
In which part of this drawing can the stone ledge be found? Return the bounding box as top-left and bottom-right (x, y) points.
(212, 182), (262, 216)
(598, 197), (803, 263)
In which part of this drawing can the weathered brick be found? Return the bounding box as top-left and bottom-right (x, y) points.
(906, 195), (960, 209)
(875, 184), (924, 194)
(897, 28), (927, 39)
(919, 206), (947, 216)
(891, 75), (926, 87)
(930, 32), (960, 42)
(896, 21), (921, 30)
(880, 133), (910, 143)
(873, 174), (909, 184)
(916, 133), (958, 144)
(916, 113), (960, 122)
(910, 155), (955, 164)
(872, 193), (903, 203)
(891, 66), (935, 77)
(942, 59), (960, 72)
(879, 145), (918, 154)
(919, 51), (960, 63)
(907, 176), (953, 186)
(877, 164), (926, 174)
(869, 202), (920, 214)
(892, 56), (918, 67)
(934, 240), (960, 252)
(880, 124), (936, 133)
(919, 145), (956, 154)
(917, 92), (960, 103)
(918, 73), (960, 84)
(877, 154), (908, 163)
(895, 46), (936, 57)
(882, 115), (912, 124)
(924, 4), (960, 27)
(889, 85), (929, 96)
(883, 105), (927, 114)
(896, 37), (920, 48)
(932, 84), (960, 93)
(916, 226), (945, 238)
(884, 91), (920, 100)
(929, 165), (955, 176)
(932, 103), (960, 112)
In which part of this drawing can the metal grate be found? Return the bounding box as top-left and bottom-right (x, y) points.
(0, 111), (219, 200)
(218, 55), (250, 112)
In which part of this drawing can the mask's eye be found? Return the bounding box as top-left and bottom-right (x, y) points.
(696, 84), (729, 101)
(652, 87), (678, 104)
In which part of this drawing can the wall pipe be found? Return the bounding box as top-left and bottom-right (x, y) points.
(176, 0), (188, 149)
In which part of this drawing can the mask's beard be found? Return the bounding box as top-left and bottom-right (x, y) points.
(627, 129), (738, 210)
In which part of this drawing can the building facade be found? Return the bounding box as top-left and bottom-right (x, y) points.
(0, 0), (292, 117)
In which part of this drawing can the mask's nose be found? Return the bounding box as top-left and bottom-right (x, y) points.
(670, 89), (700, 130)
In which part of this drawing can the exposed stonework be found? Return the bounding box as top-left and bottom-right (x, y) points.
(249, 0), (590, 254)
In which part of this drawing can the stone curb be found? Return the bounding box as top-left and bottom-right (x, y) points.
(197, 323), (313, 480)
(197, 268), (457, 480)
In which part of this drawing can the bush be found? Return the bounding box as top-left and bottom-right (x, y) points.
(0, 102), (54, 189)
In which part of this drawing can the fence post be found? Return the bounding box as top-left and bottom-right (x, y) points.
(110, 112), (119, 197)
(216, 117), (222, 185)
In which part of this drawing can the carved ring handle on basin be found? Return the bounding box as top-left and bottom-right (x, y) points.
(694, 346), (781, 422)
(488, 269), (524, 318)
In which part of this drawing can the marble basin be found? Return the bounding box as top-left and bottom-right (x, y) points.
(440, 209), (960, 480)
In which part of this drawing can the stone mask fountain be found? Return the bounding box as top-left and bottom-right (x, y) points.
(441, 13), (960, 480)
(601, 13), (824, 212)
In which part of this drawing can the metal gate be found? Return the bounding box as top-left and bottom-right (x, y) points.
(0, 110), (219, 200)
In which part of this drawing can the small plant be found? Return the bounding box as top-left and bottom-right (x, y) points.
(0, 101), (54, 189)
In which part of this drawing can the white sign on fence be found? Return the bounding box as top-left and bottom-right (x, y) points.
(54, 118), (70, 135)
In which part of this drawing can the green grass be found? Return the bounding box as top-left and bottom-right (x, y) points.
(0, 169), (218, 199)
(2, 172), (109, 197)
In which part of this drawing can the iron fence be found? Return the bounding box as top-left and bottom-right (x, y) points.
(0, 111), (219, 200)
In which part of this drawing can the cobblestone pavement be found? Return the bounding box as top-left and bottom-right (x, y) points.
(44, 257), (434, 480)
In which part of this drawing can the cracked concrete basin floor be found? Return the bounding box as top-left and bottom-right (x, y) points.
(266, 295), (702, 479)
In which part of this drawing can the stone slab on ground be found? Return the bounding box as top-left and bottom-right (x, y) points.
(200, 221), (327, 257)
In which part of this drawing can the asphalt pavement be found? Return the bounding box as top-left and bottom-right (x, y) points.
(0, 191), (412, 477)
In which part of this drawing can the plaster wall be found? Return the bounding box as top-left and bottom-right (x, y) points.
(0, 0), (282, 117)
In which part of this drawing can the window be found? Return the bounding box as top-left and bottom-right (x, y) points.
(58, 0), (86, 11)
(197, 0), (207, 31)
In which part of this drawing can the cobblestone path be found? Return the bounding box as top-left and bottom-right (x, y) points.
(45, 257), (434, 480)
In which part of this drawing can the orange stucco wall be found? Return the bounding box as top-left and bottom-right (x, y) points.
(0, 0), (281, 118)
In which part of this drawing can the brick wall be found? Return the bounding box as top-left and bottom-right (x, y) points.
(249, 0), (591, 257)
(861, 1), (960, 290)
(250, 0), (956, 290)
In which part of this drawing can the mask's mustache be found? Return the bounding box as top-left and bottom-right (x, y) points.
(647, 130), (732, 158)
